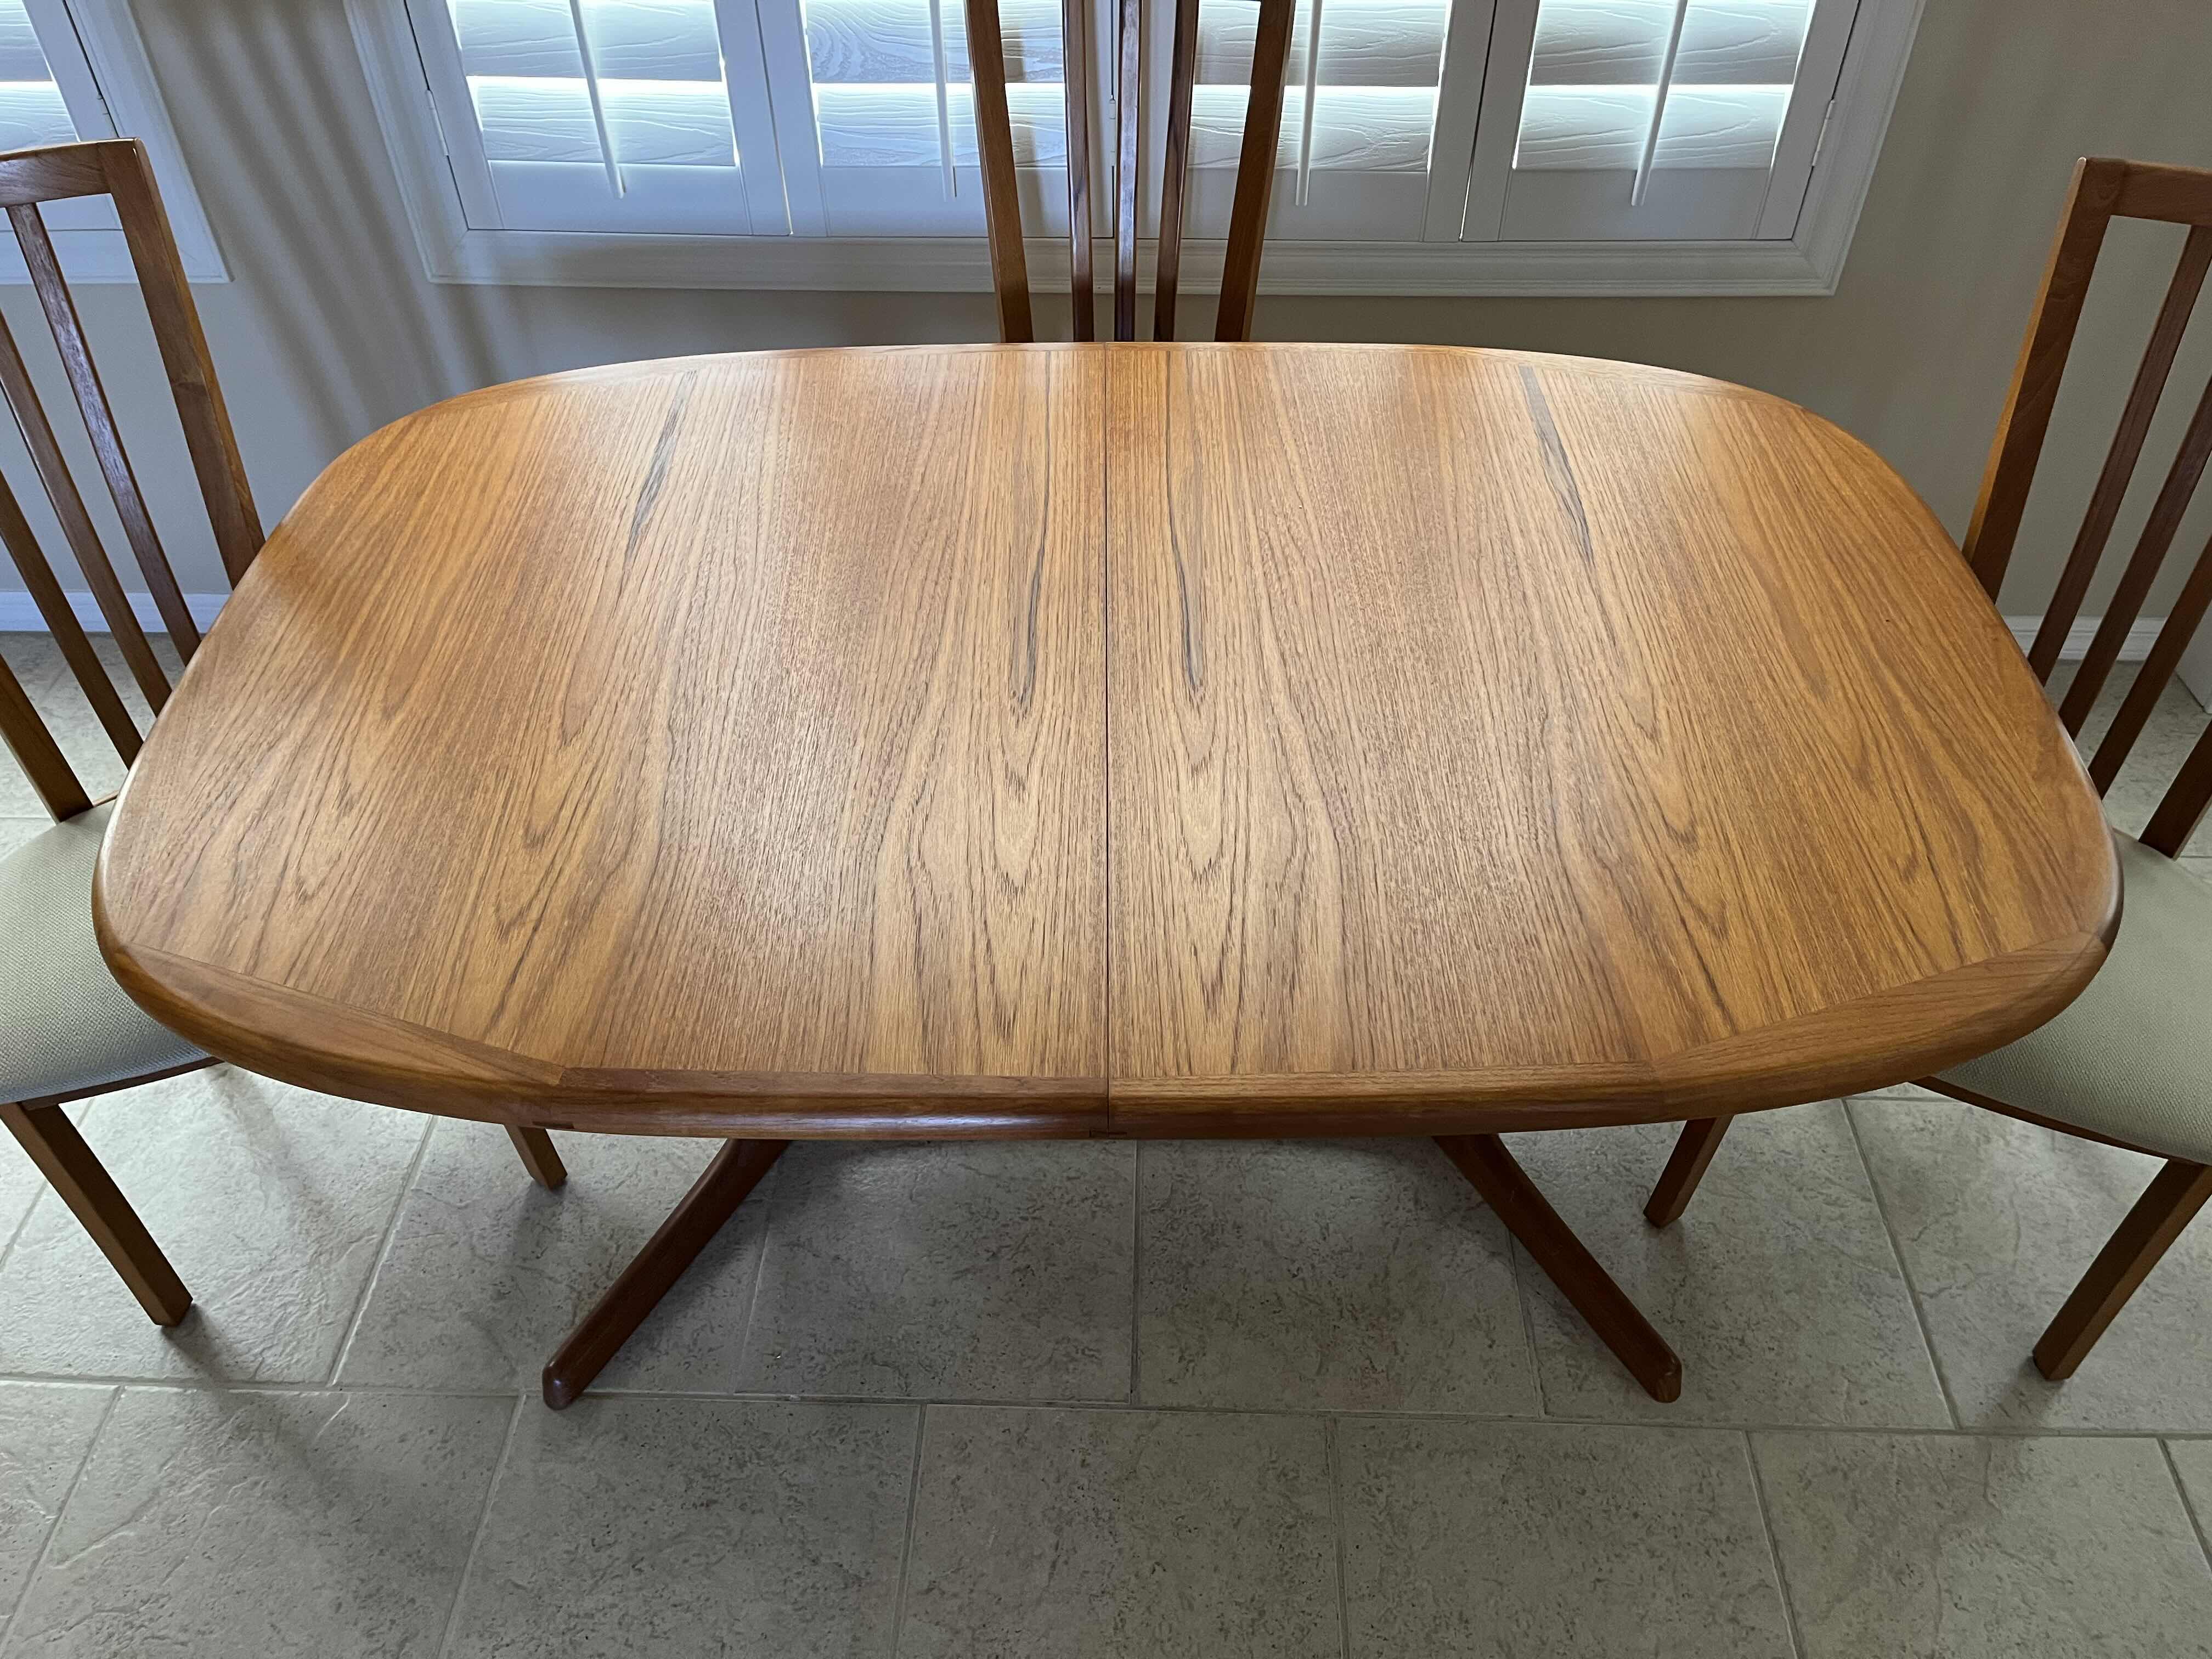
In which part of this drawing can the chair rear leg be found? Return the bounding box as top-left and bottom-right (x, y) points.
(506, 1126), (567, 1189)
(1, 1099), (190, 1324)
(2034, 1157), (2212, 1380)
(1644, 1116), (1733, 1227)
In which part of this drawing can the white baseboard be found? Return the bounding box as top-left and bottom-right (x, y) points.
(0, 590), (228, 634)
(2003, 615), (2166, 664)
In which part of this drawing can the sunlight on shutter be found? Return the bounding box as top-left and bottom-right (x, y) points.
(0, 0), (80, 153)
(443, 0), (762, 229)
(1468, 0), (1854, 241)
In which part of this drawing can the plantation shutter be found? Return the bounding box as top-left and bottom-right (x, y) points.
(1463, 0), (1860, 242)
(425, 0), (789, 233)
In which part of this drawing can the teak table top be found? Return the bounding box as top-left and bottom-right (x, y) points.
(96, 343), (2119, 1141)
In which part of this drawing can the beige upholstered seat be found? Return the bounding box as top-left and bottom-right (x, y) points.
(1, 804), (204, 1104)
(1939, 837), (2211, 1164)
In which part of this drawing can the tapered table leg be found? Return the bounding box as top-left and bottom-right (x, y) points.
(1436, 1133), (1682, 1403)
(506, 1126), (568, 1189)
(1644, 1116), (1733, 1228)
(542, 1138), (788, 1409)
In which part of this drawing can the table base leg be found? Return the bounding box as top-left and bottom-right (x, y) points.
(541, 1138), (789, 1410)
(1435, 1133), (1683, 1403)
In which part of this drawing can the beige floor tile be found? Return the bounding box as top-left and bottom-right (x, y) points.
(1503, 1104), (1948, 1426)
(898, 1405), (1339, 1659)
(3, 1387), (509, 1659)
(2165, 1437), (2212, 1550)
(446, 1397), (914, 1659)
(337, 1119), (764, 1393)
(737, 1141), (1135, 1402)
(0, 1384), (110, 1624)
(0, 1068), (425, 1383)
(1136, 1138), (1537, 1413)
(1339, 1417), (1791, 1658)
(1851, 1095), (2212, 1430)
(1755, 1431), (2212, 1658)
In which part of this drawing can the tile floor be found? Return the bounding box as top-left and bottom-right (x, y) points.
(1, 634), (2209, 1657)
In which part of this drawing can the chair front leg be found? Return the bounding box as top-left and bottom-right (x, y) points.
(2035, 1157), (2212, 1380)
(0, 1099), (190, 1325)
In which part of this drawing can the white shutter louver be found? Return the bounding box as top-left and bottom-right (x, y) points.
(800, 0), (1076, 236)
(433, 0), (785, 232)
(1168, 0), (1453, 240)
(1465, 0), (1860, 241)
(0, 0), (77, 153)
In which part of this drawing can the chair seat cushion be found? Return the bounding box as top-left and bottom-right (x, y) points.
(0, 803), (204, 1103)
(1939, 835), (2212, 1163)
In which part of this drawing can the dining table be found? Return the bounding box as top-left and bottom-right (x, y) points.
(92, 341), (2119, 1410)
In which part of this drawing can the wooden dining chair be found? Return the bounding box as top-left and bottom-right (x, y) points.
(0, 140), (567, 1324)
(964, 0), (1295, 343)
(1640, 156), (2212, 1381)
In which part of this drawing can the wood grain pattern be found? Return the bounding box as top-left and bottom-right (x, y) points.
(99, 343), (2117, 1140)
(102, 346), (1109, 1135)
(1105, 345), (2115, 1126)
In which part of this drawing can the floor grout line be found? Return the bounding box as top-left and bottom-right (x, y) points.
(2160, 1439), (2212, 1576)
(0, 1382), (121, 1656)
(433, 1391), (524, 1659)
(1326, 1417), (1355, 1659)
(1842, 1098), (1964, 1430)
(730, 1172), (777, 1390)
(885, 1404), (930, 1659)
(5, 1368), (2207, 1441)
(1127, 1143), (1143, 1407)
(325, 1115), (437, 1387)
(1741, 1429), (1809, 1659)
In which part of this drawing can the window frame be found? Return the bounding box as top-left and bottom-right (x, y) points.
(1, 0), (227, 284)
(350, 0), (1923, 296)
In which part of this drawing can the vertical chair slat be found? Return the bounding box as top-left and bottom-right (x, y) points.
(0, 650), (88, 820)
(963, 0), (1033, 343)
(1962, 159), (2126, 599)
(9, 202), (201, 659)
(1061, 0), (1095, 341)
(0, 471), (139, 763)
(101, 143), (263, 583)
(1112, 0), (1141, 340)
(1215, 0), (1296, 342)
(0, 308), (170, 711)
(2028, 224), (2212, 679)
(2141, 721), (2212, 858)
(2056, 371), (2212, 735)
(2090, 534), (2212, 792)
(1153, 0), (1199, 341)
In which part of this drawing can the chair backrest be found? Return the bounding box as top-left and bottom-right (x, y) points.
(964, 0), (1295, 343)
(0, 139), (260, 823)
(1963, 156), (2212, 860)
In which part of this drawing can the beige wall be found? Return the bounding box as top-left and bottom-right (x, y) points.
(5, 0), (2212, 618)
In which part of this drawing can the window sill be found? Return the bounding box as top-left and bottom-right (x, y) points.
(413, 225), (1848, 298)
(0, 227), (229, 285)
